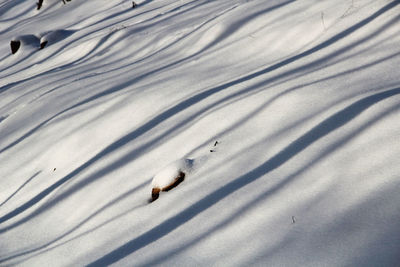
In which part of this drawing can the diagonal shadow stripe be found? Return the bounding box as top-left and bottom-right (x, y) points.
(0, 0), (397, 229)
(0, 172), (41, 207)
(87, 87), (400, 266)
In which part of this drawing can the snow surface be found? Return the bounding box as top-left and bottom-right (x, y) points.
(1, 0), (400, 266)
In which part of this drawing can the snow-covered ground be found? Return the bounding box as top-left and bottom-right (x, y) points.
(1, 0), (400, 265)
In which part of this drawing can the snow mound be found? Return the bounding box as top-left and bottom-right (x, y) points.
(39, 29), (75, 49)
(10, 34), (40, 54)
(151, 158), (194, 189)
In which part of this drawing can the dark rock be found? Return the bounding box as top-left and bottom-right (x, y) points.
(40, 41), (48, 50)
(10, 40), (21, 54)
(37, 0), (44, 10)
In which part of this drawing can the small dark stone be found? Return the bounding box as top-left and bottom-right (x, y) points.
(37, 0), (43, 10)
(40, 41), (48, 50)
(150, 188), (160, 202)
(10, 40), (21, 54)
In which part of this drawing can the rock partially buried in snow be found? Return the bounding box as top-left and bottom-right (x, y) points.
(10, 35), (40, 54)
(36, 0), (44, 10)
(150, 158), (195, 202)
(39, 29), (75, 49)
(10, 41), (20, 54)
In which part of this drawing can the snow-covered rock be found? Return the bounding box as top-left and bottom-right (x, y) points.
(10, 34), (40, 54)
(150, 158), (196, 201)
(151, 158), (194, 189)
(39, 29), (74, 49)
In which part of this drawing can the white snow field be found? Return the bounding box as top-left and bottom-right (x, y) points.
(1, 0), (400, 265)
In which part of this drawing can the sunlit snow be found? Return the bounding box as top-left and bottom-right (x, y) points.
(1, 0), (400, 266)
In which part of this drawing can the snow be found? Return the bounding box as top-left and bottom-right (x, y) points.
(151, 158), (192, 188)
(1, 0), (400, 266)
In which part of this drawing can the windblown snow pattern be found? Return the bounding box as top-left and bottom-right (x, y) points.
(1, 0), (400, 266)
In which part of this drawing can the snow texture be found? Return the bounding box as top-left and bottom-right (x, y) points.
(1, 0), (400, 266)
